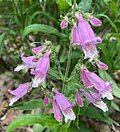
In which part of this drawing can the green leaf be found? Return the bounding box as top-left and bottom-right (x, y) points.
(78, 121), (93, 132)
(23, 24), (66, 38)
(29, 11), (58, 25)
(65, 72), (82, 96)
(0, 33), (5, 55)
(99, 70), (120, 98)
(49, 68), (61, 80)
(99, 41), (118, 69)
(111, 101), (120, 112)
(80, 105), (110, 123)
(109, 1), (119, 17)
(56, 0), (70, 10)
(9, 99), (43, 110)
(7, 114), (59, 132)
(78, 0), (92, 12)
(97, 14), (118, 33)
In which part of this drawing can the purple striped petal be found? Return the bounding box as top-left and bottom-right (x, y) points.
(53, 100), (62, 122)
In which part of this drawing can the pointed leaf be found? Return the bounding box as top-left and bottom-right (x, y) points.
(7, 114), (59, 132)
(99, 70), (120, 98)
(23, 24), (66, 38)
(9, 99), (43, 110)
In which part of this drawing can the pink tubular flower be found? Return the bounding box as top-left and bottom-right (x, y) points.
(75, 90), (84, 107)
(75, 13), (102, 45)
(8, 83), (29, 106)
(14, 55), (37, 72)
(31, 51), (50, 87)
(81, 66), (114, 100)
(60, 19), (68, 29)
(32, 45), (45, 54)
(80, 89), (108, 112)
(53, 89), (76, 123)
(96, 60), (108, 70)
(43, 95), (49, 106)
(71, 13), (102, 61)
(89, 16), (102, 27)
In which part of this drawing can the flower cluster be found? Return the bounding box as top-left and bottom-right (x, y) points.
(9, 12), (114, 124)
(71, 13), (113, 112)
(59, 12), (114, 120)
(9, 45), (50, 105)
(76, 66), (113, 112)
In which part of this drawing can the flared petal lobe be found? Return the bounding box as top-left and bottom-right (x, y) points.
(81, 89), (108, 112)
(62, 108), (76, 123)
(81, 43), (99, 61)
(14, 55), (37, 72)
(8, 83), (29, 106)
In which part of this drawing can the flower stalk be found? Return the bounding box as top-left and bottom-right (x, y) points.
(62, 0), (77, 92)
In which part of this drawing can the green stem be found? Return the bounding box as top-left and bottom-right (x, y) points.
(62, 43), (72, 92)
(73, 0), (76, 17)
(62, 0), (76, 93)
(65, 43), (72, 79)
(64, 0), (77, 78)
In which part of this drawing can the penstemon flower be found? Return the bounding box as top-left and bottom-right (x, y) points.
(71, 13), (102, 61)
(75, 13), (102, 46)
(8, 83), (30, 106)
(31, 51), (50, 87)
(53, 89), (76, 123)
(80, 89), (108, 112)
(81, 66), (114, 100)
(14, 54), (37, 72)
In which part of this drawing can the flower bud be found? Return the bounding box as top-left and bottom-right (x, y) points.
(89, 16), (102, 27)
